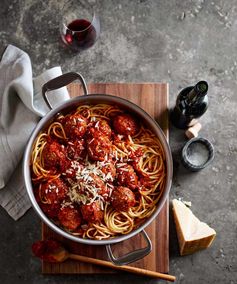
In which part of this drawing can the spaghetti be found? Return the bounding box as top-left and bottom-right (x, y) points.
(31, 104), (166, 240)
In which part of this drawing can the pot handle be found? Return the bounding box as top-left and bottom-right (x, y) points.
(42, 72), (88, 110)
(105, 230), (152, 266)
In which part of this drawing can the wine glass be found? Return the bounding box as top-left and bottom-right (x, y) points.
(60, 2), (100, 52)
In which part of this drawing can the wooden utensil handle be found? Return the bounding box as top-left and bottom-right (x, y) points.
(69, 253), (175, 282)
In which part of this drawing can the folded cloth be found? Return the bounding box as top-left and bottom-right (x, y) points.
(0, 45), (70, 220)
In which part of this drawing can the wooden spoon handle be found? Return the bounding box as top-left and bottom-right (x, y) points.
(69, 253), (175, 282)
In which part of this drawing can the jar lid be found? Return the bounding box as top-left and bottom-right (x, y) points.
(181, 137), (214, 171)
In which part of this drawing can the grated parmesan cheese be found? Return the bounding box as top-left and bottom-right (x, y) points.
(65, 147), (120, 210)
(95, 121), (100, 128)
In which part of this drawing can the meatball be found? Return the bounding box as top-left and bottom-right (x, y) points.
(63, 114), (87, 139)
(58, 206), (81, 231)
(80, 173), (110, 201)
(42, 140), (66, 170)
(87, 120), (112, 138)
(66, 139), (86, 160)
(117, 164), (138, 190)
(130, 148), (145, 175)
(39, 178), (68, 204)
(101, 161), (116, 182)
(40, 203), (60, 219)
(81, 201), (103, 223)
(34, 188), (60, 219)
(113, 114), (139, 136)
(61, 159), (83, 181)
(87, 135), (112, 161)
(86, 174), (108, 199)
(111, 186), (136, 212)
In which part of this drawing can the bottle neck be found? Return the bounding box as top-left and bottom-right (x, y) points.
(185, 81), (208, 106)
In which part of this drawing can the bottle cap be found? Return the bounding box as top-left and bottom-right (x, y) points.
(181, 137), (214, 171)
(195, 81), (208, 96)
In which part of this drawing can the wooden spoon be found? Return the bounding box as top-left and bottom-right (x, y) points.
(32, 240), (176, 282)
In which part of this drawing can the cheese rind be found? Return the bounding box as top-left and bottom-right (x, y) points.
(172, 199), (216, 256)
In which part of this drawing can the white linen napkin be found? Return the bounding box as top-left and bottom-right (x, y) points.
(0, 45), (70, 220)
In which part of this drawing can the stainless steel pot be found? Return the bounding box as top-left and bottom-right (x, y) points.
(23, 72), (173, 266)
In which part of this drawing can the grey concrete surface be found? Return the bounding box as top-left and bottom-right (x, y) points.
(0, 0), (236, 283)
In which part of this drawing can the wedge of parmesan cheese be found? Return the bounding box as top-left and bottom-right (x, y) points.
(172, 199), (216, 256)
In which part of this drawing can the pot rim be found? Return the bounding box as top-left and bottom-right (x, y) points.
(23, 93), (173, 245)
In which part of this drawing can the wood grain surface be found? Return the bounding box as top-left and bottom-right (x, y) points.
(42, 82), (169, 274)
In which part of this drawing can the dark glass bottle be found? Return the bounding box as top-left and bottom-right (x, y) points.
(170, 81), (209, 129)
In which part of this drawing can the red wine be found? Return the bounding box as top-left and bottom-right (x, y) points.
(63, 19), (97, 51)
(68, 19), (91, 31)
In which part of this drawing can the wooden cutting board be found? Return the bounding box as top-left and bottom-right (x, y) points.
(42, 82), (169, 274)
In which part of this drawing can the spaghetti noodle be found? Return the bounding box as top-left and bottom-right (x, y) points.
(31, 104), (166, 240)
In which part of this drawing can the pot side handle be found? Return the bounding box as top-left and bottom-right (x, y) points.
(105, 230), (152, 266)
(42, 72), (88, 110)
